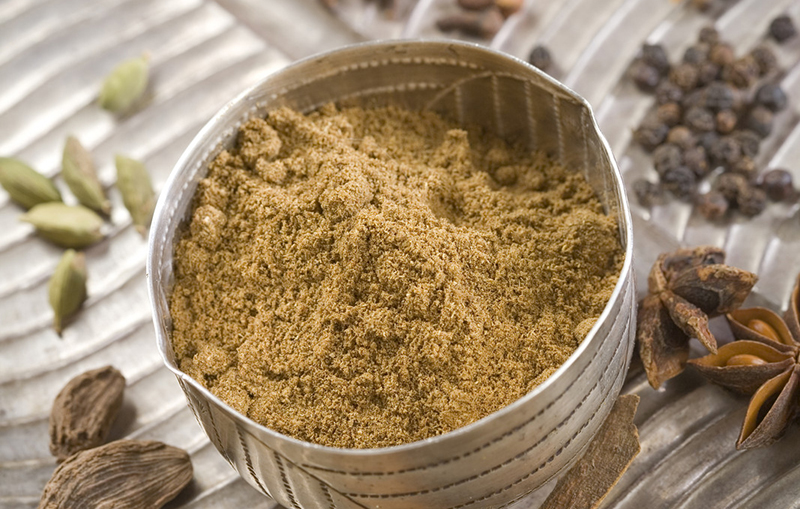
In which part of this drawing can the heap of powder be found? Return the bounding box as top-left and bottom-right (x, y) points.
(170, 104), (623, 449)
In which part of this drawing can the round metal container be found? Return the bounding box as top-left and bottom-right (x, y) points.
(147, 40), (635, 509)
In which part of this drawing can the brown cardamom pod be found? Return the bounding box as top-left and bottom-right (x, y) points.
(39, 440), (193, 509)
(49, 366), (125, 460)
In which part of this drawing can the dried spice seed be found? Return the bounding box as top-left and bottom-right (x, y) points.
(115, 155), (156, 236)
(709, 136), (742, 167)
(736, 185), (767, 217)
(697, 131), (720, 153)
(769, 15), (797, 43)
(703, 82), (735, 111)
(723, 56), (760, 89)
(98, 55), (149, 114)
(656, 81), (683, 105)
(715, 109), (737, 134)
(540, 395), (640, 509)
(39, 440), (193, 509)
(49, 366), (125, 459)
(698, 26), (720, 45)
(683, 44), (710, 64)
(754, 83), (788, 112)
(652, 143), (683, 175)
(48, 250), (87, 335)
(681, 89), (705, 110)
(661, 166), (696, 201)
(714, 172), (748, 203)
(62, 136), (110, 214)
(684, 106), (715, 133)
(631, 61), (661, 92)
(20, 203), (104, 248)
(656, 102), (681, 127)
(495, 0), (523, 17)
(750, 45), (778, 76)
(666, 126), (696, 150)
(709, 43), (735, 67)
(634, 114), (669, 151)
(637, 246), (756, 389)
(732, 130), (760, 158)
(641, 44), (670, 74)
(696, 61), (721, 87)
(759, 169), (795, 201)
(633, 179), (666, 208)
(683, 145), (709, 177)
(670, 63), (699, 91)
(0, 157), (62, 210)
(690, 274), (800, 448)
(435, 6), (504, 38)
(528, 45), (552, 72)
(745, 106), (774, 138)
(730, 155), (757, 180)
(696, 191), (728, 220)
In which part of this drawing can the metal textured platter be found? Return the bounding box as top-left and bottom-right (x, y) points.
(1, 0), (799, 508)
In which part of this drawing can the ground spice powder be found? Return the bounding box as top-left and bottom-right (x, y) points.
(170, 105), (623, 449)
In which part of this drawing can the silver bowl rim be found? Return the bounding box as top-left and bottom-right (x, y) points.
(146, 38), (634, 455)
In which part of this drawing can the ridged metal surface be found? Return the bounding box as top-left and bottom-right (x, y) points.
(1, 0), (799, 508)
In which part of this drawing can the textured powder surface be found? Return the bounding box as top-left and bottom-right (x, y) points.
(170, 105), (623, 449)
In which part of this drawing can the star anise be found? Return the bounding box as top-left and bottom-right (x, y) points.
(637, 246), (757, 389)
(689, 274), (800, 449)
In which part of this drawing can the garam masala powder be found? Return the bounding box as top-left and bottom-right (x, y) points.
(170, 104), (623, 449)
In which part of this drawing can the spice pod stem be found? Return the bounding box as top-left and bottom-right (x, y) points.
(0, 157), (62, 210)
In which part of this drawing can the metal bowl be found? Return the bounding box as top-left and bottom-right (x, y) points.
(147, 40), (635, 509)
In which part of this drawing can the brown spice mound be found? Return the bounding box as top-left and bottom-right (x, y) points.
(170, 105), (623, 449)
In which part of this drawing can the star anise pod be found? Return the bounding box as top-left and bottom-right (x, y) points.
(637, 246), (757, 389)
(689, 274), (800, 449)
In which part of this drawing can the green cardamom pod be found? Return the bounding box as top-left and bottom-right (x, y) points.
(62, 136), (110, 214)
(0, 157), (62, 210)
(115, 155), (155, 236)
(49, 249), (87, 335)
(20, 203), (104, 248)
(98, 55), (149, 113)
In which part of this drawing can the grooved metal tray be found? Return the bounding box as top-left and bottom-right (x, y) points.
(2, 0), (800, 508)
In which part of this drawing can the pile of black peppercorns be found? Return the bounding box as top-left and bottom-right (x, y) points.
(630, 17), (797, 221)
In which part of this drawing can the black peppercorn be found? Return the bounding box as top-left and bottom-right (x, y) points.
(754, 83), (788, 112)
(681, 89), (706, 110)
(714, 172), (748, 202)
(698, 26), (720, 45)
(703, 81), (735, 111)
(528, 45), (552, 72)
(696, 61), (721, 86)
(759, 168), (795, 201)
(696, 190), (729, 220)
(656, 81), (684, 105)
(737, 185), (767, 216)
(723, 56), (760, 89)
(769, 15), (797, 43)
(710, 135), (742, 167)
(653, 143), (683, 175)
(715, 109), (737, 134)
(641, 44), (671, 74)
(634, 114), (669, 151)
(661, 166), (697, 201)
(656, 102), (682, 127)
(745, 105), (774, 138)
(683, 44), (710, 64)
(697, 130), (720, 153)
(633, 179), (666, 207)
(667, 126), (697, 150)
(684, 106), (716, 132)
(750, 45), (778, 76)
(670, 63), (699, 91)
(683, 145), (709, 176)
(709, 43), (735, 67)
(732, 130), (760, 158)
(730, 155), (758, 180)
(631, 60), (661, 91)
